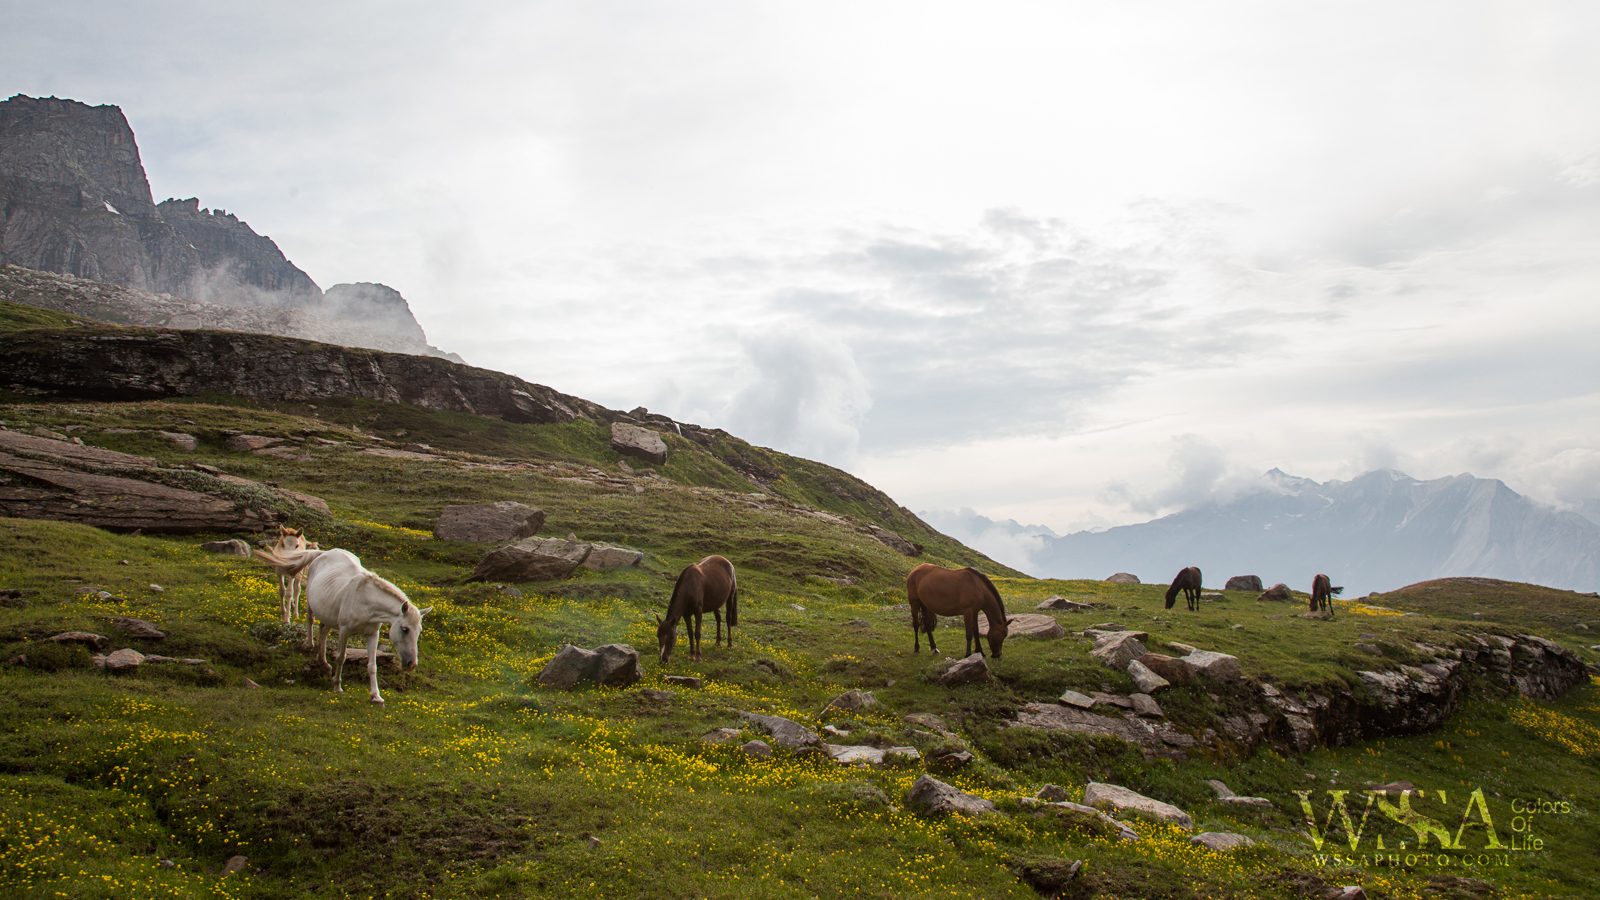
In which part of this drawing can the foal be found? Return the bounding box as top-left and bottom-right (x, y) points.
(254, 546), (431, 704)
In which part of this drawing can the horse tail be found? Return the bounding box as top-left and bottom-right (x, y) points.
(253, 546), (323, 577)
(971, 568), (1008, 620)
(726, 567), (739, 627)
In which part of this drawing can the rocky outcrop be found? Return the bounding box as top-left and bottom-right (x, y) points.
(434, 501), (546, 543)
(938, 653), (990, 686)
(1225, 575), (1263, 592)
(978, 613), (1064, 639)
(1106, 573), (1140, 584)
(0, 428), (321, 533)
(865, 524), (921, 557)
(1011, 702), (1197, 758)
(737, 712), (824, 751)
(1090, 631), (1149, 670)
(582, 543), (645, 570)
(154, 198), (320, 307)
(321, 282), (429, 344)
(0, 325), (595, 425)
(468, 537), (591, 582)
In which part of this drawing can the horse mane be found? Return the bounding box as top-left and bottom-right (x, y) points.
(665, 566), (697, 622)
(968, 568), (1008, 620)
(366, 573), (412, 611)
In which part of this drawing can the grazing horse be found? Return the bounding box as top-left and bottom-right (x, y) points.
(252, 546), (431, 704)
(1311, 574), (1342, 614)
(906, 564), (1012, 659)
(656, 555), (738, 665)
(1165, 566), (1203, 611)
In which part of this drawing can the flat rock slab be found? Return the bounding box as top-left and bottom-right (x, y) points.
(1084, 782), (1194, 830)
(1179, 649), (1243, 682)
(1138, 653), (1195, 685)
(979, 613), (1064, 638)
(610, 422), (668, 465)
(1060, 690), (1096, 709)
(434, 501), (546, 542)
(1011, 703), (1197, 753)
(1021, 799), (1140, 841)
(1190, 832), (1255, 851)
(938, 652), (990, 686)
(582, 542), (645, 569)
(226, 434), (279, 451)
(1127, 693), (1164, 718)
(664, 675), (702, 689)
(49, 631), (109, 651)
(108, 616), (165, 639)
(469, 537), (591, 582)
(902, 712), (953, 735)
(826, 744), (920, 766)
(905, 774), (995, 816)
(738, 711), (823, 750)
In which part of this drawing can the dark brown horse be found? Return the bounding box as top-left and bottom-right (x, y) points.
(656, 555), (738, 664)
(1165, 566), (1203, 611)
(906, 564), (1012, 659)
(1311, 573), (1341, 614)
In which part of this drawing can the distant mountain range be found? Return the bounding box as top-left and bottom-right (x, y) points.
(936, 469), (1600, 596)
(0, 94), (456, 360)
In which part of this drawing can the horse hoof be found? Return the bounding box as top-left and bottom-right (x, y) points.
(371, 698), (384, 705)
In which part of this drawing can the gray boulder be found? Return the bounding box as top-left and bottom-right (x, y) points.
(1225, 575), (1263, 592)
(1036, 784), (1071, 802)
(1179, 649), (1243, 683)
(108, 616), (165, 639)
(1190, 832), (1256, 851)
(1083, 782), (1193, 830)
(610, 422), (668, 465)
(535, 643), (641, 689)
(1105, 573), (1140, 584)
(593, 644), (642, 687)
(702, 727), (742, 744)
(469, 537), (591, 582)
(201, 539), (251, 557)
(1127, 692), (1164, 718)
(1137, 653), (1195, 685)
(1059, 690), (1095, 709)
(49, 631), (109, 651)
(738, 711), (824, 751)
(742, 740), (772, 758)
(1257, 583), (1294, 602)
(979, 613), (1064, 639)
(101, 648), (145, 672)
(583, 542), (645, 570)
(1126, 659), (1170, 694)
(938, 653), (990, 686)
(825, 689), (878, 714)
(904, 774), (996, 816)
(1091, 631), (1149, 670)
(434, 501), (546, 542)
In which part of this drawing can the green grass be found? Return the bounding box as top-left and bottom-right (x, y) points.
(2, 397), (1599, 898)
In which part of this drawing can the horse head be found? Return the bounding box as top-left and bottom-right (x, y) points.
(390, 601), (433, 671)
(987, 616), (1012, 659)
(655, 613), (677, 665)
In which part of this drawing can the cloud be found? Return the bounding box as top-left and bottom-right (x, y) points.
(1102, 435), (1271, 516)
(720, 328), (871, 464)
(918, 507), (1057, 575)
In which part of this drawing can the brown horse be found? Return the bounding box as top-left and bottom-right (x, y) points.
(656, 555), (738, 664)
(1311, 574), (1341, 614)
(906, 564), (1012, 659)
(1165, 566), (1203, 611)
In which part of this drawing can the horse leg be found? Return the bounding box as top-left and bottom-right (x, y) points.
(714, 609), (723, 646)
(332, 628), (351, 693)
(315, 620), (333, 674)
(690, 611), (702, 662)
(365, 625), (384, 704)
(965, 612), (980, 657)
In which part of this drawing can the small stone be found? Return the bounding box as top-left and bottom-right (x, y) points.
(221, 855), (249, 876)
(243, 677), (261, 688)
(1036, 784), (1071, 802)
(1331, 888), (1368, 900)
(639, 689), (675, 700)
(108, 616), (165, 639)
(1205, 779), (1236, 799)
(588, 836), (601, 850)
(1127, 693), (1164, 718)
(663, 675), (702, 689)
(1083, 782), (1193, 830)
(1127, 659), (1170, 694)
(742, 739), (772, 758)
(825, 689), (878, 713)
(702, 727), (742, 744)
(148, 584), (164, 592)
(102, 648), (145, 672)
(201, 539), (252, 557)
(1190, 832), (1256, 851)
(1354, 643), (1383, 656)
(904, 774), (996, 816)
(938, 653), (990, 686)
(118, 559), (130, 565)
(49, 631), (109, 651)
(1059, 689), (1095, 709)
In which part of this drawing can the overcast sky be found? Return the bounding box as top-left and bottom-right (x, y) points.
(6, 1), (1599, 549)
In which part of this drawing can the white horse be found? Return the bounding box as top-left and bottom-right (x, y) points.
(252, 546), (432, 704)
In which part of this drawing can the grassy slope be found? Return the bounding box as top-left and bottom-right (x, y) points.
(1, 404), (1598, 898)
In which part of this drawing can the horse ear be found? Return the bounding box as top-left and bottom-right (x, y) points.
(1006, 617), (1016, 624)
(655, 614), (663, 626)
(417, 606), (433, 617)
